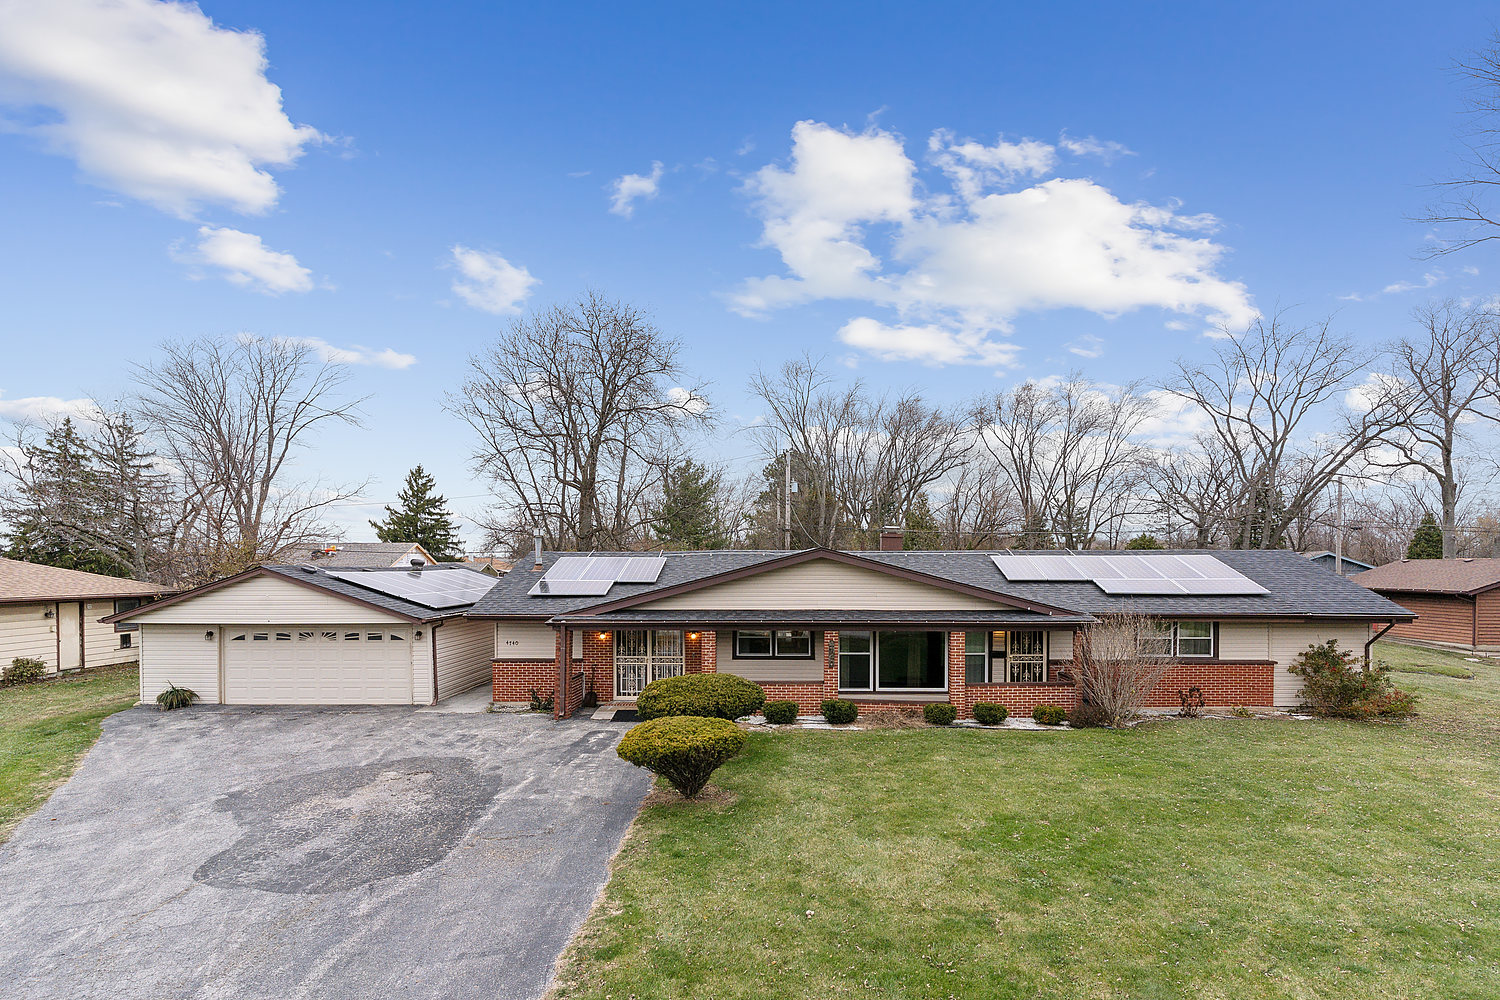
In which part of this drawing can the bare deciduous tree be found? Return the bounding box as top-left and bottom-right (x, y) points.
(454, 292), (709, 551)
(133, 336), (366, 578)
(1418, 33), (1500, 257)
(748, 355), (968, 548)
(970, 373), (1152, 548)
(1164, 312), (1405, 549)
(1074, 612), (1176, 727)
(1370, 300), (1500, 557)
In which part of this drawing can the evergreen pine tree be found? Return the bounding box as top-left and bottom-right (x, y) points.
(903, 493), (940, 549)
(1125, 533), (1164, 549)
(654, 460), (728, 549)
(369, 466), (462, 560)
(1406, 513), (1444, 560)
(2, 418), (129, 576)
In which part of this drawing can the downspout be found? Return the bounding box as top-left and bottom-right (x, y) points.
(1364, 622), (1395, 670)
(429, 620), (441, 706)
(554, 625), (568, 721)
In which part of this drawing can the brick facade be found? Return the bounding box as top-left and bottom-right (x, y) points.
(497, 624), (1276, 718)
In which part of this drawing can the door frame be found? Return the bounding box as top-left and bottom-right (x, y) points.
(613, 628), (685, 701)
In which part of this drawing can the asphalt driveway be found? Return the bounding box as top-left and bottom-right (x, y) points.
(0, 706), (652, 999)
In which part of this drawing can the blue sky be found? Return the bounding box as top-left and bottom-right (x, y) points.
(1, 1), (1495, 545)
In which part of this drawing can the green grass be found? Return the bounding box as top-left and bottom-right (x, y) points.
(552, 643), (1500, 1000)
(0, 666), (139, 843)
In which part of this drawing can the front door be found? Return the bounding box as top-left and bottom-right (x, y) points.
(57, 602), (82, 671)
(614, 629), (685, 699)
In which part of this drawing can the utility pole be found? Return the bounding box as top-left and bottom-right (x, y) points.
(783, 440), (792, 550)
(1334, 477), (1344, 576)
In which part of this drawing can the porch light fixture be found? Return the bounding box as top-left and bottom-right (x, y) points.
(598, 631), (609, 641)
(204, 630), (215, 640)
(687, 632), (699, 640)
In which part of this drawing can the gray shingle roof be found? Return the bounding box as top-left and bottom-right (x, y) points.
(552, 609), (1092, 626)
(304, 542), (434, 568)
(469, 547), (1413, 621)
(262, 564), (479, 622)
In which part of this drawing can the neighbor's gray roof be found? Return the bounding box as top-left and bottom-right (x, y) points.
(1352, 557), (1500, 596)
(305, 542), (432, 568)
(262, 564), (479, 622)
(470, 547), (1412, 621)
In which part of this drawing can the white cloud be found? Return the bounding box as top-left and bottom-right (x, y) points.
(0, 0), (323, 217)
(608, 161), (664, 217)
(176, 226), (313, 294)
(1382, 271), (1445, 295)
(665, 385), (710, 416)
(733, 121), (1256, 367)
(449, 245), (538, 314)
(283, 337), (416, 370)
(1058, 133), (1135, 162)
(0, 392), (95, 425)
(1136, 389), (1213, 448)
(1066, 334), (1105, 358)
(837, 317), (1020, 367)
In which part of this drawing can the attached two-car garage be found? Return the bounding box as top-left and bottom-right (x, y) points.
(113, 565), (498, 706)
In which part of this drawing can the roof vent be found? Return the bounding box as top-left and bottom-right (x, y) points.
(1463, 557), (1474, 562)
(301, 564), (319, 573)
(410, 558), (424, 568)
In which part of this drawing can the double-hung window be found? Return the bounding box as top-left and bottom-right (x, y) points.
(966, 630), (1048, 683)
(733, 629), (815, 659)
(1139, 621), (1215, 658)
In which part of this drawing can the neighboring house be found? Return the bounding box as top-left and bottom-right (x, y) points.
(0, 557), (167, 675)
(1302, 551), (1376, 577)
(105, 564), (499, 705)
(461, 555), (512, 576)
(471, 542), (1413, 717)
(306, 541), (437, 568)
(1352, 558), (1500, 652)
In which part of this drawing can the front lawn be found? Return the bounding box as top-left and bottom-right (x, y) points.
(0, 666), (140, 843)
(551, 643), (1500, 999)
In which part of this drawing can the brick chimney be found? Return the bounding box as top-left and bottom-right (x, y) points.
(878, 526), (904, 551)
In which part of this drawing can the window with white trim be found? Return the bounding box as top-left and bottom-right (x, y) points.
(1140, 621), (1215, 658)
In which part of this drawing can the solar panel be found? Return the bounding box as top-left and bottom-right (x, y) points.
(991, 552), (1267, 596)
(527, 554), (667, 596)
(327, 568), (499, 609)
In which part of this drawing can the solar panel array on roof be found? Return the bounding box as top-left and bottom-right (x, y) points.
(528, 554), (667, 596)
(326, 568), (499, 609)
(991, 553), (1268, 596)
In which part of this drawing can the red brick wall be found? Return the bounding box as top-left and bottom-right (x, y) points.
(760, 682), (825, 714)
(492, 659), (557, 703)
(581, 629), (613, 703)
(1141, 661), (1273, 707)
(963, 682), (1079, 717)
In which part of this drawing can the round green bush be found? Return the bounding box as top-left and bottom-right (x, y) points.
(923, 703), (958, 726)
(636, 673), (766, 721)
(616, 716), (746, 797)
(1032, 704), (1068, 726)
(2, 657), (48, 686)
(763, 700), (799, 725)
(820, 698), (858, 725)
(972, 702), (1009, 726)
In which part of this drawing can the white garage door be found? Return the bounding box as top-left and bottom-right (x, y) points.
(223, 627), (415, 704)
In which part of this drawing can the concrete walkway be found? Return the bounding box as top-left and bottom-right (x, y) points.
(0, 705), (650, 1000)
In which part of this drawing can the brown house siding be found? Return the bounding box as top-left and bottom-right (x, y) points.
(1375, 590), (1477, 647)
(1478, 590), (1500, 647)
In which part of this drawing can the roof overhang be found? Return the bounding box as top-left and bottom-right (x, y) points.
(548, 611), (1095, 629)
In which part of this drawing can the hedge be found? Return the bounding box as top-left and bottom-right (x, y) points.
(923, 703), (958, 726)
(763, 700), (799, 725)
(972, 702), (1008, 725)
(636, 673), (766, 721)
(617, 716), (746, 797)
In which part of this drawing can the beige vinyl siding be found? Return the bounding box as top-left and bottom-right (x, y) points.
(83, 601), (138, 669)
(411, 628), (434, 704)
(139, 623), (221, 703)
(494, 621), (556, 659)
(131, 574), (408, 626)
(714, 629), (823, 682)
(0, 602), (56, 672)
(1267, 622), (1373, 707)
(434, 618), (493, 698)
(640, 559), (1009, 611)
(1218, 621), (1271, 661)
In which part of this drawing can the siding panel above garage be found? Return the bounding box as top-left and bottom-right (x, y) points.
(129, 574), (408, 626)
(139, 624), (221, 703)
(638, 560), (1009, 612)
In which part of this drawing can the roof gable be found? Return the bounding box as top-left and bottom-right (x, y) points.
(571, 549), (1075, 617)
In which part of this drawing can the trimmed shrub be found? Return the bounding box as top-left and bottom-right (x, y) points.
(763, 700), (799, 725)
(1067, 701), (1110, 728)
(1032, 704), (1067, 726)
(155, 683), (198, 711)
(637, 673), (766, 721)
(1288, 640), (1418, 719)
(3, 657), (48, 686)
(616, 716), (746, 797)
(972, 702), (1009, 726)
(923, 703), (958, 726)
(820, 698), (858, 725)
